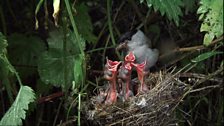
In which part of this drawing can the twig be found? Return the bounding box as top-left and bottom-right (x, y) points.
(159, 36), (224, 60)
(190, 84), (221, 93)
(108, 112), (155, 126)
(179, 72), (223, 83)
(195, 66), (223, 86)
(37, 92), (64, 104)
(172, 65), (224, 112)
(53, 99), (63, 126)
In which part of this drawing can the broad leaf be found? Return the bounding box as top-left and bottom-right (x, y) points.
(142, 0), (183, 26)
(0, 86), (35, 125)
(47, 28), (80, 54)
(191, 51), (223, 63)
(74, 3), (97, 44)
(197, 0), (223, 46)
(38, 49), (75, 90)
(38, 28), (85, 90)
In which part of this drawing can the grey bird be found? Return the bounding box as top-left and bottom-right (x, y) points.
(117, 30), (159, 70)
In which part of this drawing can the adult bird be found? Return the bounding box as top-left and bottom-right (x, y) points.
(117, 30), (159, 71)
(117, 30), (159, 94)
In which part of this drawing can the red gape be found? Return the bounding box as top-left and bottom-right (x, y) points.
(132, 61), (149, 94)
(118, 52), (135, 101)
(123, 52), (149, 96)
(104, 59), (121, 105)
(103, 52), (149, 104)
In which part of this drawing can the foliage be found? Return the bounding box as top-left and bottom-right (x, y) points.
(141, 0), (183, 25)
(74, 3), (97, 44)
(197, 0), (223, 45)
(0, 32), (7, 55)
(183, 0), (197, 14)
(7, 33), (45, 78)
(0, 0), (223, 125)
(38, 28), (84, 90)
(0, 32), (35, 125)
(0, 86), (35, 125)
(191, 51), (223, 63)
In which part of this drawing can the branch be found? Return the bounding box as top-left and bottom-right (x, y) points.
(159, 36), (224, 60)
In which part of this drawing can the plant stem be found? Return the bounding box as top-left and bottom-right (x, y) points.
(78, 93), (81, 126)
(106, 0), (122, 60)
(64, 0), (84, 56)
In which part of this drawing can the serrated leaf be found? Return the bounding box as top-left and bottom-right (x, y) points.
(143, 0), (183, 26)
(203, 33), (214, 45)
(0, 86), (35, 125)
(197, 0), (223, 46)
(74, 3), (97, 44)
(191, 51), (223, 63)
(197, 0), (210, 14)
(38, 49), (75, 90)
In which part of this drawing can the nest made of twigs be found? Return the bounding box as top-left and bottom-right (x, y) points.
(82, 71), (190, 126)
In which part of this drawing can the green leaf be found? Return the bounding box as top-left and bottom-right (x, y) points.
(0, 86), (35, 125)
(47, 28), (80, 53)
(0, 32), (14, 73)
(142, 0), (183, 26)
(38, 49), (75, 90)
(8, 34), (45, 66)
(191, 51), (223, 63)
(38, 28), (85, 90)
(197, 0), (223, 46)
(73, 54), (85, 88)
(74, 3), (97, 44)
(7, 33), (45, 78)
(0, 32), (8, 55)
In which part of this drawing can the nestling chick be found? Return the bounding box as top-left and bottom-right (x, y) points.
(117, 30), (159, 70)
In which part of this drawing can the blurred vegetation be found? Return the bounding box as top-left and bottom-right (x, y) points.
(0, 0), (223, 125)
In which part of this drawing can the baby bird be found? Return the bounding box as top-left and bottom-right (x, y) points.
(117, 30), (159, 70)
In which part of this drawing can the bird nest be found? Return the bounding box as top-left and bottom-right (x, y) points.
(82, 71), (189, 126)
